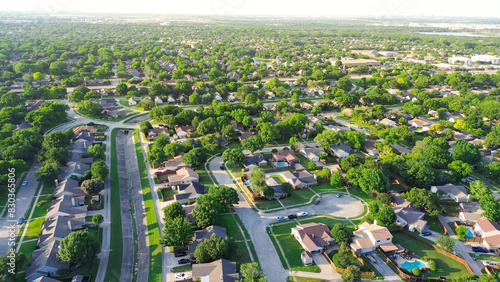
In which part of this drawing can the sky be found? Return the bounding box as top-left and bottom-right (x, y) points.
(1, 0), (500, 18)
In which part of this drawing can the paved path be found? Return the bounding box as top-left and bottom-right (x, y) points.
(369, 252), (400, 281)
(291, 252), (341, 281)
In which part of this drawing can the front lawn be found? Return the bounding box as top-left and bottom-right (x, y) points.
(391, 232), (470, 280)
(280, 189), (316, 207)
(171, 264), (192, 273)
(424, 215), (445, 234)
(291, 262), (321, 273)
(255, 199), (283, 210)
(32, 196), (51, 218)
(218, 214), (244, 241)
(272, 222), (308, 268)
(470, 253), (500, 262)
(24, 217), (45, 240)
(311, 182), (342, 193)
(160, 188), (177, 199)
(226, 241), (252, 264)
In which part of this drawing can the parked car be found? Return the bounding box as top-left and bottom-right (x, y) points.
(483, 261), (498, 266)
(297, 211), (308, 217)
(174, 273), (188, 279)
(421, 231), (432, 236)
(178, 258), (190, 265)
(157, 167), (165, 170)
(287, 214), (297, 219)
(220, 166), (224, 170)
(22, 181), (28, 186)
(17, 217), (23, 224)
(314, 199), (320, 205)
(174, 252), (187, 257)
(472, 246), (488, 253)
(336, 193), (341, 198)
(277, 216), (287, 221)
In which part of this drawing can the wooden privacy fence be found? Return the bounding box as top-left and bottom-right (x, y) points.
(435, 216), (448, 235)
(464, 237), (483, 243)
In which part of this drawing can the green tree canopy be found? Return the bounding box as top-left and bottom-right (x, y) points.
(57, 230), (100, 264)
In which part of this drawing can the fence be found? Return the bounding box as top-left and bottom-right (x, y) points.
(435, 217), (448, 235)
(454, 221), (476, 227)
(155, 170), (176, 183)
(322, 251), (375, 278)
(395, 230), (474, 275)
(239, 180), (264, 201)
(464, 237), (483, 243)
(159, 187), (175, 202)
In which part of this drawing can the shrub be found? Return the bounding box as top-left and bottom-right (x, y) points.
(412, 268), (421, 276)
(428, 260), (437, 271)
(271, 149), (278, 153)
(36, 200), (48, 208)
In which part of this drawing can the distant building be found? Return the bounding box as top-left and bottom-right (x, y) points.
(431, 184), (471, 203)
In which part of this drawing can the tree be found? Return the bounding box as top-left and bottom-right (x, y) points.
(182, 147), (207, 169)
(139, 120), (153, 135)
(256, 122), (280, 143)
(331, 223), (351, 244)
(87, 144), (105, 160)
(281, 182), (293, 194)
(241, 136), (264, 153)
(340, 154), (363, 171)
(209, 185), (239, 211)
(336, 76), (353, 92)
(345, 131), (366, 150)
(342, 265), (361, 282)
(163, 202), (185, 221)
(57, 230), (100, 264)
(248, 166), (266, 193)
(289, 137), (300, 150)
(238, 262), (267, 282)
(376, 193), (392, 205)
(33, 72), (44, 80)
(330, 171), (344, 189)
(91, 161), (109, 181)
(307, 160), (317, 169)
(189, 93), (202, 103)
(334, 242), (352, 269)
(76, 100), (101, 114)
(193, 194), (222, 228)
(0, 252), (26, 277)
(357, 169), (389, 195)
(378, 205), (396, 226)
(139, 98), (155, 110)
(222, 149), (245, 167)
(221, 125), (236, 140)
(486, 162), (500, 180)
(455, 225), (467, 241)
(435, 235), (455, 253)
(452, 140), (481, 166)
(448, 160), (473, 181)
(35, 160), (60, 185)
(159, 216), (194, 247)
(412, 268), (421, 276)
(116, 82), (128, 95)
(194, 234), (233, 263)
(81, 179), (104, 195)
(314, 130), (344, 150)
(92, 214), (104, 227)
(43, 131), (72, 150)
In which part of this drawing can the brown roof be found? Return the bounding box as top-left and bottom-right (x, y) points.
(484, 234), (500, 246)
(476, 219), (500, 233)
(357, 222), (393, 241)
(192, 259), (239, 282)
(175, 125), (194, 133)
(168, 167), (199, 183)
(273, 150), (300, 163)
(292, 223), (333, 251)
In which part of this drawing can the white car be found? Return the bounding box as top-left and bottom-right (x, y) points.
(157, 167), (165, 170)
(484, 261), (498, 266)
(297, 211), (308, 217)
(174, 273), (188, 279)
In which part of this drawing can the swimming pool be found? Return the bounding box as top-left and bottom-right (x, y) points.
(400, 260), (426, 271)
(466, 228), (474, 238)
(276, 162), (289, 168)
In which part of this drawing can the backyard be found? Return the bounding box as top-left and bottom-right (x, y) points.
(391, 232), (470, 280)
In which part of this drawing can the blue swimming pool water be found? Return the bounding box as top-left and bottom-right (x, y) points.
(466, 228), (473, 238)
(276, 162), (288, 168)
(400, 260), (426, 271)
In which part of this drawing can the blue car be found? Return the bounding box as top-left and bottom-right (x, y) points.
(18, 217), (23, 224)
(472, 246), (488, 253)
(336, 193), (341, 198)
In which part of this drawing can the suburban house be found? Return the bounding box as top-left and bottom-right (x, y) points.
(454, 131), (474, 141)
(244, 155), (268, 170)
(189, 225), (227, 255)
(351, 222), (395, 255)
(272, 150), (300, 164)
(168, 167), (199, 186)
(301, 251), (313, 265)
(25, 241), (70, 281)
(291, 223), (334, 253)
(175, 125), (194, 139)
(239, 132), (255, 141)
(128, 97), (137, 106)
(431, 184), (471, 203)
(154, 96), (163, 105)
(182, 205), (195, 223)
(282, 170), (317, 189)
(37, 216), (86, 247)
(265, 177), (288, 199)
(192, 259), (240, 282)
(474, 219), (500, 250)
(459, 202), (485, 222)
(147, 127), (170, 140)
(230, 121), (245, 133)
(53, 178), (83, 198)
(324, 125), (350, 133)
(409, 118), (430, 129)
(363, 140), (379, 158)
(331, 145), (352, 159)
(309, 116), (321, 125)
(379, 118), (396, 127)
(300, 147), (326, 161)
(391, 144), (412, 155)
(46, 195), (87, 219)
(174, 182), (206, 204)
(300, 102), (313, 110)
(391, 193), (427, 232)
(163, 154), (186, 171)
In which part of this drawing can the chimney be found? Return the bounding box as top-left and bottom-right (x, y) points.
(68, 220), (72, 230)
(55, 179), (59, 186)
(373, 220), (378, 226)
(71, 197), (76, 207)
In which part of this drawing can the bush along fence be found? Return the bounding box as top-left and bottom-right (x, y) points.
(394, 230), (474, 275)
(322, 251), (375, 278)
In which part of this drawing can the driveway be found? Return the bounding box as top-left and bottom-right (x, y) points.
(368, 252), (400, 281)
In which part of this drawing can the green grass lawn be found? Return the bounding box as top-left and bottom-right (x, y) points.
(157, 174), (169, 181)
(297, 152), (312, 167)
(311, 182), (342, 193)
(280, 189), (316, 206)
(218, 214), (244, 241)
(198, 172), (216, 186)
(226, 241), (252, 264)
(291, 262), (321, 273)
(267, 227), (289, 269)
(297, 216), (356, 234)
(134, 130), (163, 282)
(272, 222), (307, 268)
(255, 199), (283, 210)
(443, 205), (460, 214)
(32, 195), (51, 218)
(104, 128), (126, 282)
(18, 240), (38, 270)
(171, 264), (192, 273)
(424, 215), (445, 235)
(348, 188), (376, 204)
(226, 163), (244, 178)
(24, 217), (45, 240)
(328, 249), (371, 272)
(41, 184), (55, 195)
(391, 232), (470, 279)
(119, 99), (132, 107)
(160, 188), (177, 199)
(292, 277), (325, 282)
(470, 253), (500, 262)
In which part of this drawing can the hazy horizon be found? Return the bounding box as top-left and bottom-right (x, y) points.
(2, 0), (500, 18)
